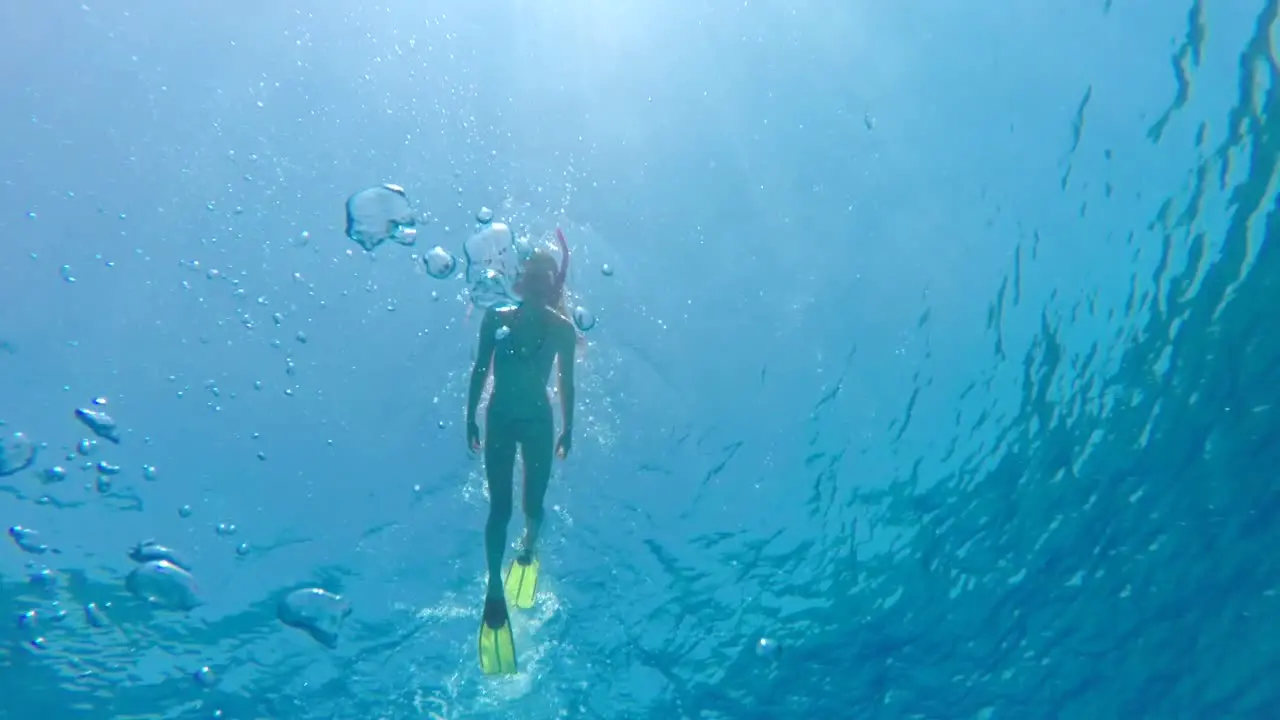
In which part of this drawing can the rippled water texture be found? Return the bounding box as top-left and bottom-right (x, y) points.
(1, 2), (1278, 719)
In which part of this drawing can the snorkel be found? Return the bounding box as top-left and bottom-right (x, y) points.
(554, 227), (570, 295)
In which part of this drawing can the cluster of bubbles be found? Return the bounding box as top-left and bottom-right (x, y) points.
(343, 184), (602, 332)
(4, 399), (354, 655)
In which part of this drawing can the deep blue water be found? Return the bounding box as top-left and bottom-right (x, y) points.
(2, 2), (1278, 718)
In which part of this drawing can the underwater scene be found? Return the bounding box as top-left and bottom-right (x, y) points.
(1, 2), (1278, 719)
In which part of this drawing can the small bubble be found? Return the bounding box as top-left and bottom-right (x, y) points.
(601, 263), (614, 277)
(84, 603), (109, 628)
(236, 542), (251, 557)
(178, 504), (193, 518)
(295, 331), (307, 344)
(76, 438), (96, 455)
(59, 265), (76, 283)
(96, 460), (121, 475)
(423, 246), (457, 279)
(17, 609), (38, 630)
(476, 206), (494, 224)
(755, 637), (780, 658)
(256, 451), (267, 461)
(28, 568), (57, 590)
(95, 476), (112, 493)
(253, 380), (263, 391)
(216, 522), (237, 537)
(194, 665), (217, 687)
(495, 325), (511, 341)
(47, 604), (68, 624)
(142, 464), (158, 481)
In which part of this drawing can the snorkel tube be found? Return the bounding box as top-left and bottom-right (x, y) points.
(554, 228), (570, 294)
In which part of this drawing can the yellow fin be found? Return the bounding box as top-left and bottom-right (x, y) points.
(504, 554), (540, 610)
(477, 609), (518, 675)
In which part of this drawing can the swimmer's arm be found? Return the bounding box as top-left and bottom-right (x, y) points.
(466, 310), (499, 426)
(558, 324), (577, 434)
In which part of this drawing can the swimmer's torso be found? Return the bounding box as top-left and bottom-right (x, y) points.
(487, 305), (573, 421)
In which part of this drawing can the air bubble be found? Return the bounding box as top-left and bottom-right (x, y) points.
(85, 603), (109, 628)
(8, 526), (51, 555)
(29, 568), (57, 590)
(74, 406), (120, 444)
(278, 588), (352, 649)
(755, 637), (780, 657)
(0, 432), (37, 476)
(423, 246), (458, 279)
(573, 306), (597, 332)
(464, 223), (523, 308)
(345, 184), (420, 251)
(601, 263), (614, 277)
(476, 206), (494, 224)
(125, 560), (201, 611)
(194, 665), (217, 687)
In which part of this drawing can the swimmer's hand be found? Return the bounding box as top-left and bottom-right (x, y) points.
(467, 420), (482, 452)
(555, 430), (572, 459)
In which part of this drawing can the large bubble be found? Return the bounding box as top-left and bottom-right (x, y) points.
(126, 560), (201, 611)
(0, 431), (36, 476)
(278, 587), (352, 649)
(463, 222), (529, 309)
(572, 305), (597, 332)
(345, 184), (420, 252)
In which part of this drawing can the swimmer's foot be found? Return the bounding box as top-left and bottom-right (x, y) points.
(482, 591), (510, 630)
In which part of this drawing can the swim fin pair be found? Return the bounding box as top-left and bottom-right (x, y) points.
(476, 552), (540, 676)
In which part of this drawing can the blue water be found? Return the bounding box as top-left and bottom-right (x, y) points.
(2, 2), (1278, 718)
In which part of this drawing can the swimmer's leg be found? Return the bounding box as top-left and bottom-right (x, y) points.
(483, 417), (517, 601)
(518, 417), (555, 558)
